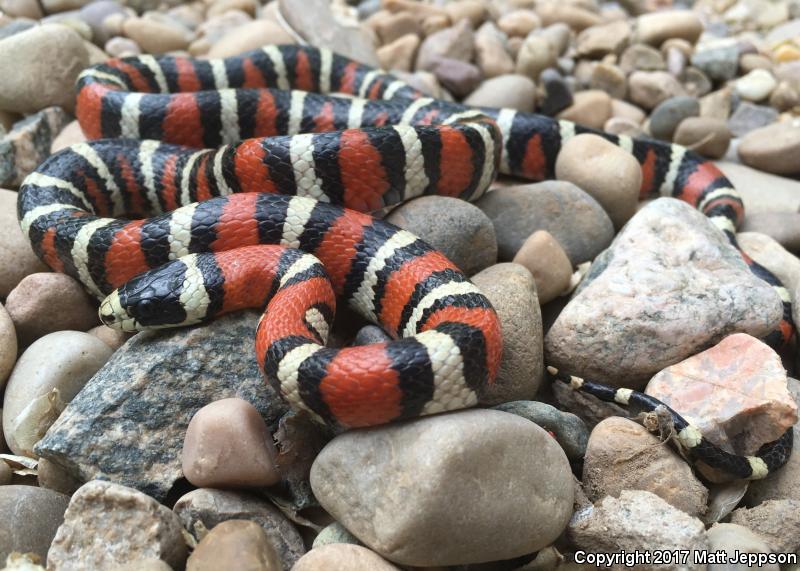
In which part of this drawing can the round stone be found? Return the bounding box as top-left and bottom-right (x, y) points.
(635, 10), (703, 46)
(0, 486), (70, 561)
(386, 196), (497, 276)
(310, 409), (574, 567)
(122, 16), (191, 53)
(736, 68), (778, 102)
(5, 272), (99, 347)
(463, 74), (537, 111)
(293, 544), (400, 571)
(555, 133), (642, 229)
(738, 120), (800, 176)
(628, 70), (687, 110)
(648, 95), (700, 141)
(0, 24), (88, 113)
(511, 230), (572, 304)
(556, 89), (612, 130)
(515, 35), (557, 80)
(207, 19), (294, 58)
(182, 398), (281, 488)
(186, 520), (282, 571)
(3, 331), (113, 456)
(673, 117), (731, 159)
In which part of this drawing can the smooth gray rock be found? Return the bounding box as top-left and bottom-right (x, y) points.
(493, 400), (588, 460)
(476, 181), (614, 265)
(727, 102), (779, 137)
(174, 488), (305, 569)
(545, 198), (784, 388)
(0, 485), (70, 561)
(310, 409), (574, 566)
(648, 95), (700, 141)
(691, 42), (739, 81)
(35, 310), (291, 500)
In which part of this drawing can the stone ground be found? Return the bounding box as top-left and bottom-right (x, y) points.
(0, 0), (799, 569)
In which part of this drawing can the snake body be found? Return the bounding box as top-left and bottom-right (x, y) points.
(17, 45), (794, 478)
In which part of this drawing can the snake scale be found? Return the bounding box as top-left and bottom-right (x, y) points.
(16, 44), (794, 479)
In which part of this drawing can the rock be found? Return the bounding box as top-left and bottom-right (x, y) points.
(691, 41), (739, 82)
(416, 19), (474, 72)
(293, 544), (400, 571)
(538, 22), (571, 56)
(474, 22), (514, 78)
(628, 70), (687, 110)
(737, 120), (800, 176)
(0, 304), (15, 390)
(186, 520), (282, 571)
(352, 324), (391, 346)
(47, 480), (187, 571)
(700, 87), (733, 120)
(51, 120), (87, 154)
(554, 133), (642, 229)
(603, 116), (644, 137)
(0, 486), (70, 561)
(619, 43), (666, 73)
(87, 324), (129, 350)
(715, 160), (800, 215)
(477, 181), (614, 265)
(372, 12), (418, 45)
(538, 68), (573, 116)
(511, 230), (572, 304)
(105, 35), (140, 57)
(0, 189), (52, 297)
(3, 331), (112, 457)
(174, 488), (305, 568)
(497, 9), (540, 37)
(312, 522), (361, 548)
(555, 89), (612, 129)
(206, 19), (294, 58)
(376, 34), (419, 73)
(37, 457), (83, 495)
(310, 409), (573, 566)
(0, 24), (88, 114)
(536, 4), (603, 31)
(544, 198), (784, 388)
(741, 212), (800, 253)
(582, 417), (708, 516)
(122, 17), (191, 53)
(515, 35), (557, 80)
(420, 14), (450, 37)
(673, 117), (731, 159)
(77, 0), (127, 44)
(682, 67), (712, 98)
(471, 264), (543, 403)
(493, 400), (588, 460)
(0, 106), (72, 187)
(636, 11), (703, 46)
(575, 20), (630, 58)
(443, 0), (486, 28)
(182, 398), (281, 488)
(706, 523), (778, 571)
(589, 63), (626, 100)
(648, 95), (700, 141)
(431, 57), (482, 97)
(35, 311), (291, 500)
(735, 69), (777, 102)
(5, 273), (98, 347)
(0, 0), (42, 18)
(738, 233), (800, 296)
(0, 461), (10, 485)
(0, 18), (38, 42)
(206, 0), (257, 18)
(463, 74), (536, 111)
(770, 80), (800, 111)
(113, 560), (173, 571)
(386, 196), (497, 276)
(611, 98), (646, 123)
(568, 491), (708, 564)
(730, 499), (800, 553)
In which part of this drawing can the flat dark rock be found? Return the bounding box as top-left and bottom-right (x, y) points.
(35, 310), (291, 501)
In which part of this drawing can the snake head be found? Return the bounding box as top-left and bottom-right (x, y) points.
(98, 259), (194, 332)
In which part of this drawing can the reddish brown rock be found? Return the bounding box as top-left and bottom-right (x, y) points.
(182, 398), (281, 488)
(646, 333), (797, 458)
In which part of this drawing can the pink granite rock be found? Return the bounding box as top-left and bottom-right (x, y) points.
(646, 333), (797, 456)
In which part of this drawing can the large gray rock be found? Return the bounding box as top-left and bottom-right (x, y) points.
(0, 485), (70, 562)
(545, 198), (783, 388)
(568, 490), (708, 568)
(310, 409), (574, 567)
(476, 181), (615, 264)
(173, 488), (305, 569)
(47, 480), (187, 571)
(35, 310), (291, 500)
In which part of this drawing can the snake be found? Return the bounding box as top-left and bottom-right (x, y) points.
(16, 45), (793, 479)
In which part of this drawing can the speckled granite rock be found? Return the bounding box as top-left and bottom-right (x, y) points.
(0, 106), (71, 187)
(544, 198), (783, 388)
(35, 310), (291, 501)
(173, 488), (305, 569)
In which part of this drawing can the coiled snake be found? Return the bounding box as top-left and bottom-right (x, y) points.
(17, 45), (793, 479)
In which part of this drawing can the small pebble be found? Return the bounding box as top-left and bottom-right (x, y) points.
(122, 16), (192, 53)
(186, 520), (282, 571)
(589, 63), (627, 100)
(0, 486), (70, 562)
(648, 95), (700, 141)
(537, 68), (573, 116)
(735, 68), (778, 102)
(691, 41), (740, 82)
(706, 524), (778, 571)
(512, 230), (572, 304)
(352, 325), (391, 346)
(431, 57), (482, 97)
(619, 43), (666, 73)
(555, 133), (642, 229)
(575, 20), (630, 58)
(673, 116), (731, 159)
(293, 544), (400, 571)
(740, 211), (800, 253)
(37, 457), (83, 496)
(415, 19), (474, 72)
(556, 89), (612, 129)
(737, 120), (800, 175)
(635, 10), (703, 46)
(5, 272), (98, 347)
(497, 9), (540, 37)
(182, 398), (281, 488)
(207, 19), (294, 58)
(474, 22), (514, 78)
(376, 34), (420, 73)
(537, 4), (603, 31)
(628, 70), (687, 110)
(312, 522), (362, 549)
(493, 400), (589, 460)
(729, 499), (800, 553)
(0, 462), (11, 486)
(727, 101), (779, 136)
(87, 325), (129, 350)
(0, 303), (16, 390)
(515, 35), (557, 80)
